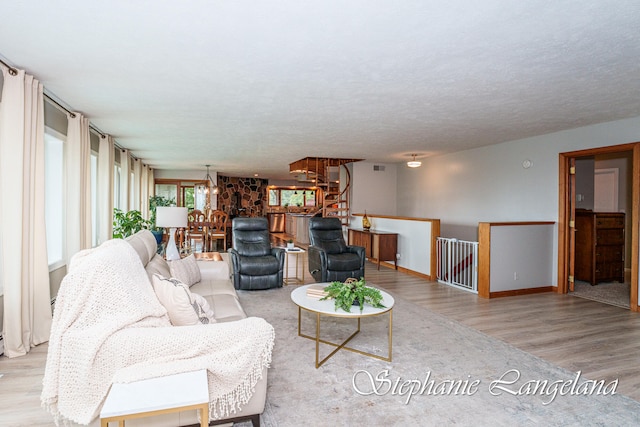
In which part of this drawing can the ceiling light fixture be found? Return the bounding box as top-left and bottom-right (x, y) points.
(196, 165), (219, 196)
(407, 154), (422, 168)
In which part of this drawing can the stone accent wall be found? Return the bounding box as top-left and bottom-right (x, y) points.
(217, 175), (268, 217)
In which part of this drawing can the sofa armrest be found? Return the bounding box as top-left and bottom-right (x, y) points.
(271, 247), (285, 268)
(307, 245), (327, 281)
(346, 245), (366, 263)
(196, 253), (231, 282)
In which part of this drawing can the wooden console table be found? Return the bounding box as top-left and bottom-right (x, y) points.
(348, 228), (398, 270)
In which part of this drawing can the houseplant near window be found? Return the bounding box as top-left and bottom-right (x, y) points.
(320, 278), (385, 312)
(112, 209), (152, 239)
(149, 195), (176, 244)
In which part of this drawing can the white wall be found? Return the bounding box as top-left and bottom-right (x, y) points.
(397, 116), (640, 239)
(349, 215), (433, 276)
(395, 116), (640, 289)
(575, 157), (595, 210)
(154, 169), (217, 181)
(351, 161), (397, 216)
(490, 224), (555, 292)
(595, 153), (633, 266)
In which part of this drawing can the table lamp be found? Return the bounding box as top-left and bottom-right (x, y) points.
(155, 207), (188, 261)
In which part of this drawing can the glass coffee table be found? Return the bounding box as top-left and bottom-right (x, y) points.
(291, 284), (394, 368)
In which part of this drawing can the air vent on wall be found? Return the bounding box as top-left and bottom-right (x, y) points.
(373, 165), (385, 172)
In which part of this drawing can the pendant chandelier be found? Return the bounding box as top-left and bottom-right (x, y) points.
(196, 165), (219, 195)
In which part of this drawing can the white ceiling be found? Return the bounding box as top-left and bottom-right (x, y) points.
(1, 0), (640, 179)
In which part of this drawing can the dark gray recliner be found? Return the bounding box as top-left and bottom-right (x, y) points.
(228, 217), (285, 290)
(308, 217), (365, 282)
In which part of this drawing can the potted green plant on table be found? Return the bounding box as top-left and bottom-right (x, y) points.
(112, 209), (152, 239)
(320, 278), (385, 312)
(149, 195), (176, 244)
(286, 239), (295, 249)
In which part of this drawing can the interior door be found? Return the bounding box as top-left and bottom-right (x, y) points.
(569, 157), (577, 292)
(594, 168), (619, 212)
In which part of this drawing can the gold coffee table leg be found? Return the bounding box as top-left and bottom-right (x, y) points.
(297, 307), (392, 368)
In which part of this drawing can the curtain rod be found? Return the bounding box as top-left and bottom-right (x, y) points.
(43, 93), (108, 139)
(3, 58), (133, 156)
(0, 57), (18, 76)
(44, 93), (133, 153)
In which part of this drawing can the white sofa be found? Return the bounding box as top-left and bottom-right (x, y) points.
(120, 230), (268, 427)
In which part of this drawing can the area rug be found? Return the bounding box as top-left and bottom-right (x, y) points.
(572, 280), (630, 309)
(236, 286), (640, 426)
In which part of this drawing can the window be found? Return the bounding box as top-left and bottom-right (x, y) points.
(268, 189), (280, 206)
(269, 188), (316, 207)
(304, 190), (316, 207)
(113, 164), (121, 210)
(44, 129), (65, 269)
(90, 151), (98, 247)
(129, 171), (135, 210)
(182, 186), (195, 209)
(155, 184), (178, 204)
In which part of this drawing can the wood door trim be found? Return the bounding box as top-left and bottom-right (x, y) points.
(558, 155), (570, 294)
(558, 142), (639, 312)
(631, 144), (639, 311)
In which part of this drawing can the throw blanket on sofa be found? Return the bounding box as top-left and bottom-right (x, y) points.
(41, 239), (275, 426)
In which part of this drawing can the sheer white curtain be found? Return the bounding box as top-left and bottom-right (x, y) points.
(0, 67), (52, 357)
(97, 135), (114, 244)
(65, 113), (92, 260)
(119, 149), (130, 212)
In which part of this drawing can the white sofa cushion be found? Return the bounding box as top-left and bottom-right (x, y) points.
(168, 254), (201, 286)
(196, 256), (231, 282)
(190, 279), (237, 298)
(205, 294), (246, 323)
(146, 255), (172, 280)
(151, 274), (215, 325)
(126, 232), (151, 266)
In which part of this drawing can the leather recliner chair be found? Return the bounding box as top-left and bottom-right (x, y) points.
(308, 217), (365, 282)
(228, 217), (285, 290)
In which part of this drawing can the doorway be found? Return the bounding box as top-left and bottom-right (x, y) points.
(558, 142), (639, 312)
(594, 168), (619, 212)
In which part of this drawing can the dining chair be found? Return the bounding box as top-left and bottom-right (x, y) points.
(207, 209), (229, 251)
(187, 209), (206, 251)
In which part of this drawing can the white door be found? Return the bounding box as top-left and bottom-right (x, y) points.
(594, 168), (619, 212)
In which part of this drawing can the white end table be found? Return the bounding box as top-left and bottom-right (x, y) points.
(284, 247), (306, 285)
(100, 369), (209, 427)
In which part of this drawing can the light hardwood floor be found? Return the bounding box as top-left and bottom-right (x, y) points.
(362, 263), (640, 403)
(2, 259), (639, 425)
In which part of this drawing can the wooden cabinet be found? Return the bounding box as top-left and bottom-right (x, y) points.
(348, 228), (398, 270)
(575, 211), (625, 285)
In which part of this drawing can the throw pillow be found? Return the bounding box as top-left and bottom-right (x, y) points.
(151, 274), (216, 326)
(168, 254), (201, 286)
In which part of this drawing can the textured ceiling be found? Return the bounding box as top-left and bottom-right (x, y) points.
(1, 0), (640, 179)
